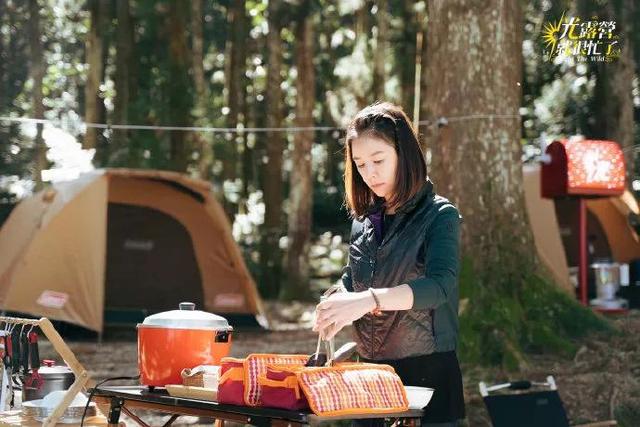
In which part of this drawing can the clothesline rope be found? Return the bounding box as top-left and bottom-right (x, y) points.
(0, 113), (522, 134)
(0, 116), (340, 133)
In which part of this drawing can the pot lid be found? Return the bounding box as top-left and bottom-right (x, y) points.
(590, 262), (620, 268)
(138, 302), (232, 330)
(38, 360), (74, 376)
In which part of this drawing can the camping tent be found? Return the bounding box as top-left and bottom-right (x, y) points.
(523, 164), (573, 292)
(0, 169), (267, 331)
(523, 164), (640, 293)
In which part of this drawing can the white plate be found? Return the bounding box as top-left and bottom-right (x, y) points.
(404, 386), (434, 409)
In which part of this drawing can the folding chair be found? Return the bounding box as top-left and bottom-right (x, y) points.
(479, 376), (617, 427)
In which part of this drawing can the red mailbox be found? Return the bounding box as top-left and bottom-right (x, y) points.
(542, 139), (625, 198)
(541, 138), (627, 308)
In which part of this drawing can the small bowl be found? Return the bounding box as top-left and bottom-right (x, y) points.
(404, 386), (434, 409)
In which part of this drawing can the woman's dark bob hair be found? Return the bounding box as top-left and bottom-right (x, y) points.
(344, 102), (427, 218)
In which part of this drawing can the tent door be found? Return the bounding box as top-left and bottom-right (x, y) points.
(105, 203), (204, 318)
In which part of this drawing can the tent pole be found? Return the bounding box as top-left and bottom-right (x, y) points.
(578, 198), (588, 306)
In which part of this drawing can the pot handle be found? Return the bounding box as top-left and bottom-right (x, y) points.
(215, 330), (230, 343)
(179, 302), (196, 311)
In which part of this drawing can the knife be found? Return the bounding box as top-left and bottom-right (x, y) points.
(326, 342), (358, 366)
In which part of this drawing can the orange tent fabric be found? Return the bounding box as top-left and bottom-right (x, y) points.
(0, 169), (267, 331)
(523, 164), (640, 293)
(523, 164), (573, 292)
(587, 192), (640, 263)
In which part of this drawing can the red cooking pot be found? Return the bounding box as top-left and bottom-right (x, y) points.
(137, 302), (233, 387)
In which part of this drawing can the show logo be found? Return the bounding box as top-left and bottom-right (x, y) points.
(542, 12), (620, 63)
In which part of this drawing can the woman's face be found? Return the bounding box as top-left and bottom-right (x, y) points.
(351, 135), (398, 200)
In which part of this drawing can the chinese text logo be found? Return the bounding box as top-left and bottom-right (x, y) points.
(542, 12), (620, 62)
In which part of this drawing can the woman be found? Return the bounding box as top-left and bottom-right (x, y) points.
(313, 102), (465, 426)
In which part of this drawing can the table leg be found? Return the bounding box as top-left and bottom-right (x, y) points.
(161, 414), (180, 427)
(122, 406), (152, 427)
(107, 397), (124, 427)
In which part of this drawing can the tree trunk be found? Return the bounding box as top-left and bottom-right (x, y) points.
(283, 8), (315, 301)
(192, 0), (214, 181)
(591, 0), (636, 178)
(322, 99), (341, 189)
(0, 1), (5, 114)
(223, 0), (247, 218)
(96, 23), (110, 167)
(418, 5), (429, 153)
(166, 0), (191, 172)
(192, 0), (206, 114)
(353, 0), (370, 108)
(372, 0), (388, 101)
(83, 0), (107, 151)
(28, 0), (46, 190)
(112, 0), (133, 165)
(316, 11), (341, 188)
(398, 0), (416, 113)
(424, 0), (608, 370)
(242, 83), (253, 201)
(260, 0), (286, 299)
(425, 0), (536, 289)
(241, 20), (257, 200)
(355, 0), (368, 40)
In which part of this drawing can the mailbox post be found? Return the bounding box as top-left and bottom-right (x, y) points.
(541, 138), (626, 306)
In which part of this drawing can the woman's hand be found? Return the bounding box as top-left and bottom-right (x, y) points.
(312, 291), (374, 340)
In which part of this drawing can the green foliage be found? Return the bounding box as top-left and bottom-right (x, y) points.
(615, 402), (640, 427)
(520, 1), (594, 161)
(246, 0), (267, 28)
(0, 191), (17, 227)
(459, 257), (613, 370)
(0, 2), (44, 186)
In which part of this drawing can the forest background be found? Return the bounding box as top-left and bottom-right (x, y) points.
(0, 0), (639, 374)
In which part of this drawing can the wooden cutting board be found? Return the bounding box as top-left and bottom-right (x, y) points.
(165, 385), (218, 402)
